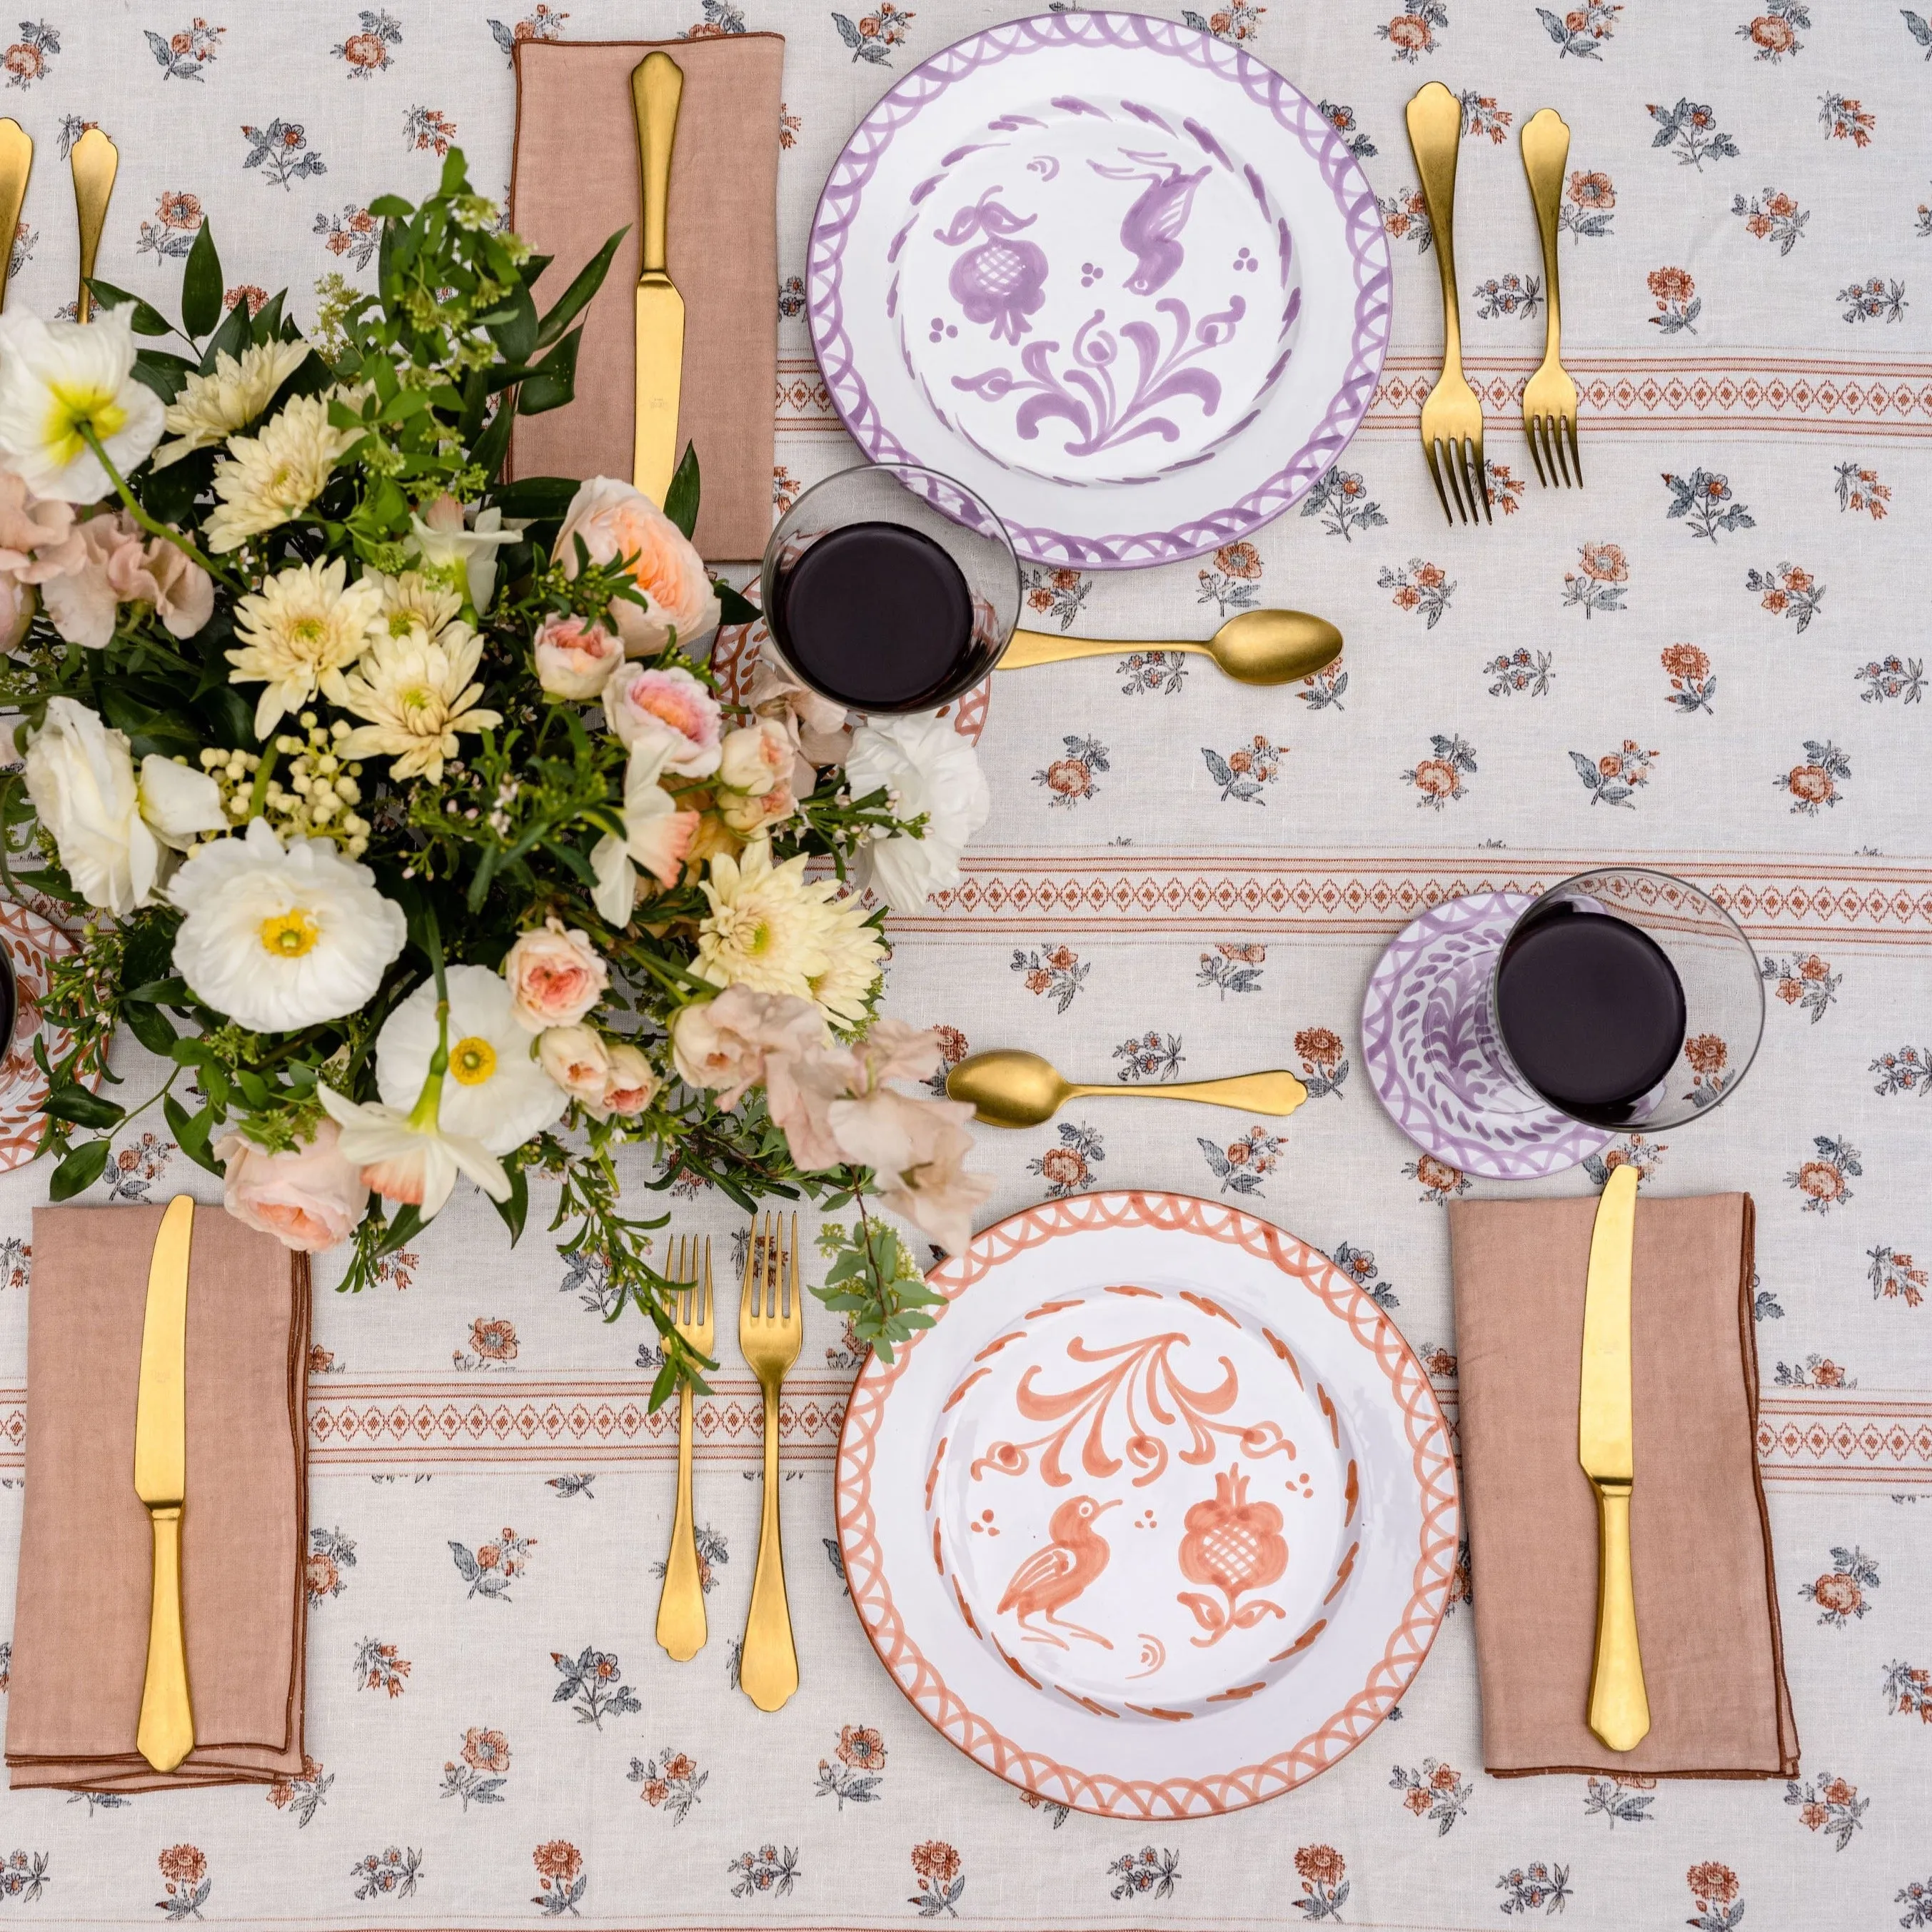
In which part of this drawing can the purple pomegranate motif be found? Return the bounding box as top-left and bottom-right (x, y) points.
(934, 190), (1050, 344)
(1090, 154), (1212, 296)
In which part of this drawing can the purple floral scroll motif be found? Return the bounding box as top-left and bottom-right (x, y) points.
(1091, 152), (1212, 293)
(1362, 893), (1610, 1180)
(952, 296), (1244, 458)
(935, 191), (1050, 343)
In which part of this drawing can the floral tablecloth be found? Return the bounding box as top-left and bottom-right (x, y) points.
(4, 1), (1932, 1926)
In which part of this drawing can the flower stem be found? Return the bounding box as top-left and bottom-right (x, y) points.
(77, 424), (241, 591)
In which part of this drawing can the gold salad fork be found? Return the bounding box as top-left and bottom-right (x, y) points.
(738, 1213), (802, 1711)
(655, 1234), (713, 1662)
(1520, 107), (1581, 488)
(1405, 81), (1489, 525)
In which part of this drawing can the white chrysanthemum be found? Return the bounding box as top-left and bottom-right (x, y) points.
(0, 310), (164, 503)
(152, 339), (311, 469)
(228, 556), (386, 738)
(168, 815), (408, 1032)
(373, 963), (565, 1156)
(336, 623), (503, 783)
(845, 713), (991, 912)
(693, 840), (831, 1001)
(806, 888), (887, 1032)
(204, 392), (362, 553)
(366, 568), (463, 645)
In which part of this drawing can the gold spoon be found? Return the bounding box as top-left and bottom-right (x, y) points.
(70, 126), (116, 325)
(997, 608), (1343, 687)
(948, 1049), (1308, 1130)
(0, 119), (31, 317)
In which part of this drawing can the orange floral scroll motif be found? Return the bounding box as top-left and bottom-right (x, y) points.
(970, 1324), (1293, 1489)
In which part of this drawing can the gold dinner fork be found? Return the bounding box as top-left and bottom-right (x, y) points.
(655, 1234), (712, 1662)
(1521, 107), (1581, 488)
(1405, 81), (1489, 525)
(738, 1212), (802, 1711)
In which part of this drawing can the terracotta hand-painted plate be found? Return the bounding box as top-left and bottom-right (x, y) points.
(837, 1192), (1459, 1818)
(0, 898), (87, 1175)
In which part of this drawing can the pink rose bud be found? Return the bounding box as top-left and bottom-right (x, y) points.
(533, 612), (625, 700)
(591, 1041), (658, 1119)
(538, 1023), (611, 1103)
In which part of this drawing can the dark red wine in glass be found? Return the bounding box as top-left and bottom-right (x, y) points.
(1495, 902), (1687, 1127)
(768, 520), (991, 711)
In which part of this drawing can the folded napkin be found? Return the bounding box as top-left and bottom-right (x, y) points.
(1447, 1191), (1797, 1778)
(508, 33), (786, 561)
(6, 1205), (310, 1791)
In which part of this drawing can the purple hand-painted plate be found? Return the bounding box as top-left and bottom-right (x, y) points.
(1361, 895), (1611, 1183)
(807, 11), (1392, 569)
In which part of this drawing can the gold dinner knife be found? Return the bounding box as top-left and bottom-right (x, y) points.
(134, 1194), (196, 1773)
(630, 51), (686, 508)
(71, 126), (117, 325)
(0, 119), (31, 316)
(1578, 1162), (1650, 1752)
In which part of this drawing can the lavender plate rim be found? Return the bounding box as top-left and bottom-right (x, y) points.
(805, 8), (1392, 570)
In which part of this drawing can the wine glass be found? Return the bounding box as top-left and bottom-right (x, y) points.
(760, 461), (1020, 714)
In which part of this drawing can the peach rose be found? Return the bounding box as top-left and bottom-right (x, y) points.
(213, 1117), (368, 1253)
(603, 661), (723, 776)
(670, 984), (826, 1109)
(538, 1023), (610, 1104)
(503, 917), (609, 1033)
(554, 476), (720, 657)
(590, 1040), (658, 1120)
(533, 611), (625, 699)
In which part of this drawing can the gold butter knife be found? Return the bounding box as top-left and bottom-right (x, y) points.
(630, 51), (686, 508)
(0, 119), (31, 316)
(70, 126), (117, 326)
(134, 1194), (196, 1773)
(1579, 1162), (1650, 1752)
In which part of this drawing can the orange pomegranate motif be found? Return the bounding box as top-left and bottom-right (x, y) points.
(1175, 1464), (1288, 1647)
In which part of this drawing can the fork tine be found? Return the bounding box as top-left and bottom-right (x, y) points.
(740, 1217), (759, 1322)
(1526, 412), (1549, 489)
(1464, 437), (1491, 524)
(1564, 411), (1582, 488)
(787, 1212), (800, 1324)
(700, 1236), (712, 1332)
(1552, 413), (1574, 488)
(1422, 436), (1455, 525)
(763, 1211), (778, 1322)
(1437, 437), (1469, 523)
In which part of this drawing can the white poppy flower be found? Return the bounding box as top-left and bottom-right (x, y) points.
(374, 962), (565, 1155)
(0, 310), (165, 503)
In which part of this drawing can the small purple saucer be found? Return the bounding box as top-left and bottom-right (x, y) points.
(1361, 892), (1611, 1182)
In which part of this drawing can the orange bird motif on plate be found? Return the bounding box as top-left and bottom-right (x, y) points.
(1176, 1464), (1287, 1647)
(997, 1494), (1118, 1649)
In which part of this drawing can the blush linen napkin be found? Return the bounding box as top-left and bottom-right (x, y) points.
(508, 33), (785, 562)
(1447, 1191), (1798, 1778)
(6, 1205), (310, 1791)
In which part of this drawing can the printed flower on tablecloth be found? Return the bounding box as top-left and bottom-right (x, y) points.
(403, 106), (458, 158)
(1459, 90), (1511, 141)
(1872, 1046), (1932, 1095)
(1471, 273), (1542, 321)
(241, 119), (326, 190)
(1292, 1845), (1347, 1918)
(922, 1025), (968, 1100)
(1011, 943), (1088, 1013)
(1562, 542), (1626, 618)
(1818, 93), (1876, 145)
(1775, 738), (1848, 813)
(1734, 188), (1808, 252)
(1838, 276), (1908, 323)
(1646, 266), (1700, 334)
(1907, 9), (1932, 54)
(488, 8), (568, 61)
(1484, 460), (1526, 514)
(1584, 1773), (1656, 1827)
(1294, 1025), (1349, 1100)
(1030, 1122), (1105, 1199)
(1498, 1861), (1571, 1917)
(156, 1846), (209, 1921)
(306, 1525), (356, 1603)
(1110, 1848), (1182, 1902)
(1118, 1034), (1183, 1086)
(1785, 1770), (1868, 1850)
(105, 1132), (174, 1203)
(1202, 735), (1283, 805)
(1739, 1), (1806, 60)
(1683, 1032), (1733, 1112)
(778, 104), (800, 146)
(1762, 952), (1838, 1022)
(1, 19), (57, 86)
(1885, 1659), (1932, 1721)
(1487, 649), (1554, 698)
(316, 205), (381, 271)
(1662, 469), (1754, 540)
(1197, 540), (1264, 614)
(145, 20), (225, 80)
(1901, 1876), (1932, 1928)
(226, 283), (266, 316)
(333, 10), (402, 74)
(1300, 655), (1347, 710)
(1420, 1344), (1456, 1379)
(687, 0), (745, 32)
(1119, 649), (1189, 695)
(351, 1847), (421, 1901)
(0, 1237), (28, 1292)
(1392, 1760), (1469, 1833)
(1835, 459), (1891, 518)
(651, 1524), (728, 1593)
(832, 4), (913, 64)
(1317, 99), (1376, 158)
(1871, 1244), (1928, 1306)
(532, 1841), (585, 1917)
(1539, 2), (1619, 56)
(1299, 466), (1387, 540)
(776, 277), (805, 319)
(453, 1315), (518, 1372)
(439, 1728), (508, 1811)
(1801, 1546), (1880, 1625)
(1648, 97), (1739, 170)
(815, 1724), (886, 1809)
(1774, 1354), (1854, 1387)
(1377, 186), (1432, 251)
(267, 1755), (333, 1827)
(1661, 643), (1715, 716)
(352, 1635), (411, 1696)
(1021, 565), (1090, 633)
(910, 1841), (965, 1918)
(1583, 1134), (1666, 1187)
(1570, 740), (1656, 808)
(1021, 1789), (1072, 1828)
(550, 1646), (640, 1728)
(546, 1474), (595, 1499)
(1032, 733), (1109, 807)
(452, 1526), (535, 1599)
(630, 1749), (708, 1824)
(1382, 558), (1454, 626)
(1376, 3), (1447, 62)
(1787, 1134), (1860, 1212)
(1199, 942), (1266, 999)
(1199, 1125), (1285, 1196)
(1182, 4), (1267, 42)
(8, 221), (34, 279)
(728, 1845), (800, 1897)
(1402, 733), (1476, 810)
(136, 190), (203, 264)
(1560, 168), (1614, 241)
(1332, 1239), (1397, 1311)
(1405, 1154), (1470, 1204)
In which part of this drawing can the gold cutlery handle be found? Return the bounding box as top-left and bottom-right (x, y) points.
(1586, 1480), (1650, 1751)
(0, 119), (31, 317)
(137, 1505), (194, 1773)
(1066, 1070), (1309, 1117)
(1405, 82), (1466, 375)
(1001, 628), (1207, 671)
(740, 1381), (798, 1711)
(632, 51), (683, 280)
(655, 1381), (708, 1661)
(70, 126), (117, 326)
(1521, 107), (1569, 370)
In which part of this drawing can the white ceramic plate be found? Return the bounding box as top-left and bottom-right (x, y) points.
(837, 1192), (1459, 1818)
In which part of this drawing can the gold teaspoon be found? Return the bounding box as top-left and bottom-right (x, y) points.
(0, 119), (30, 317)
(948, 1049), (1308, 1130)
(70, 126), (117, 324)
(998, 608), (1343, 687)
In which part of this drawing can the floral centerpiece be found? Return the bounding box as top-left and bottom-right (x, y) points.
(0, 151), (990, 1397)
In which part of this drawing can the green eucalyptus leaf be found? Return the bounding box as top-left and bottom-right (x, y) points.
(41, 1084), (126, 1129)
(533, 226), (626, 350)
(662, 442), (700, 539)
(49, 1137), (112, 1202)
(514, 325), (581, 416)
(181, 221), (223, 338)
(120, 1000), (178, 1057)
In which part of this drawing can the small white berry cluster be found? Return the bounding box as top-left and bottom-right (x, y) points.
(198, 714), (373, 858)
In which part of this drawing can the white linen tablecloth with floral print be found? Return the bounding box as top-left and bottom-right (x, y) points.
(4, 1), (1932, 1926)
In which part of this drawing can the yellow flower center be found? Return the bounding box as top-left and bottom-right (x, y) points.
(41, 381), (129, 469)
(290, 615), (326, 646)
(259, 908), (320, 957)
(400, 683), (433, 713)
(450, 1035), (496, 1085)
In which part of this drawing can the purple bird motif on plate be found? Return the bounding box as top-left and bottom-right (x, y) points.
(934, 190), (1050, 345)
(1090, 152), (1212, 296)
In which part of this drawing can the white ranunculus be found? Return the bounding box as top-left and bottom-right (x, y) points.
(21, 695), (156, 914)
(137, 755), (226, 851)
(0, 311), (165, 503)
(375, 962), (566, 1156)
(169, 816), (408, 1032)
(843, 712), (991, 912)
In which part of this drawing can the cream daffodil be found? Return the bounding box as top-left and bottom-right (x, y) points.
(0, 310), (165, 503)
(318, 1077), (510, 1214)
(590, 740), (700, 927)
